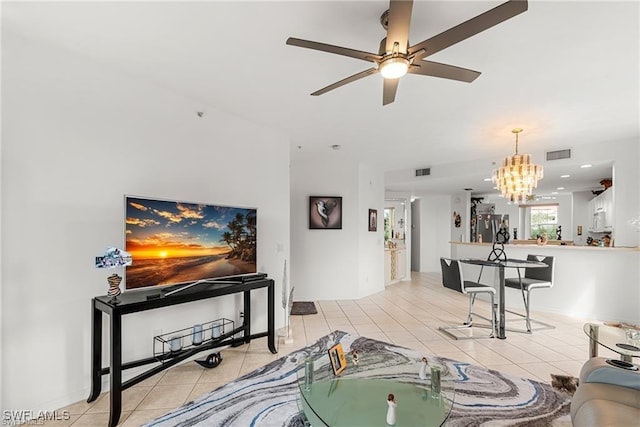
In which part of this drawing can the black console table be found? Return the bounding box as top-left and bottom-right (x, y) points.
(87, 277), (277, 427)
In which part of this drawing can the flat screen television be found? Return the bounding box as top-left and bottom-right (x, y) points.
(124, 196), (257, 291)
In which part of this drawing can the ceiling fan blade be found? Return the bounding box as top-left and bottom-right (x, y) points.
(383, 78), (400, 105)
(409, 0), (528, 59)
(409, 60), (481, 82)
(287, 37), (382, 63)
(385, 0), (413, 54)
(311, 68), (380, 96)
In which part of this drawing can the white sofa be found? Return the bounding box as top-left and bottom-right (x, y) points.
(570, 357), (640, 427)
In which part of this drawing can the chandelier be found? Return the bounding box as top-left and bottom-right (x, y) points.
(492, 129), (543, 203)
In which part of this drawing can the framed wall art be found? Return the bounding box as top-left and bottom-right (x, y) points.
(368, 209), (377, 232)
(309, 196), (342, 229)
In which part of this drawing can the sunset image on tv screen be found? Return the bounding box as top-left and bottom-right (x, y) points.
(125, 197), (257, 289)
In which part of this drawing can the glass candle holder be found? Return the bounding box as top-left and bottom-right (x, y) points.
(169, 336), (182, 352)
(304, 358), (314, 391)
(192, 324), (203, 345)
(430, 365), (441, 396)
(212, 322), (221, 339)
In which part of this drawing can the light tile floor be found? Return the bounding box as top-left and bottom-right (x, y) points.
(52, 272), (619, 426)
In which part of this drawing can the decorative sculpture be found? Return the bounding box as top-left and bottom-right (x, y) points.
(386, 393), (397, 426)
(419, 357), (428, 380)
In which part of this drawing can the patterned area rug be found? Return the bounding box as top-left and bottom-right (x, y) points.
(145, 331), (571, 426)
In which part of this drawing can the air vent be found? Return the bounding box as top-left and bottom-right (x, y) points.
(546, 149), (572, 161)
(415, 168), (431, 177)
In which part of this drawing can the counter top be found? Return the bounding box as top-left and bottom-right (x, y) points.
(449, 241), (639, 252)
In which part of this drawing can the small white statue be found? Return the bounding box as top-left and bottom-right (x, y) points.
(386, 393), (397, 426)
(419, 356), (428, 380)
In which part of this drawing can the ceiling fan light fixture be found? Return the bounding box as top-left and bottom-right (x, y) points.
(380, 57), (409, 79)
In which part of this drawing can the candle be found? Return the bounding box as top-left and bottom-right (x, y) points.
(169, 336), (182, 352)
(192, 324), (203, 345)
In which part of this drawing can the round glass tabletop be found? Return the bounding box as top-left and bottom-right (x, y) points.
(296, 350), (454, 427)
(584, 323), (640, 362)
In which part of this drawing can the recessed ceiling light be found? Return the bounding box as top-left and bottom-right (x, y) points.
(560, 174), (570, 178)
(581, 164), (592, 168)
(557, 187), (565, 190)
(551, 192), (558, 195)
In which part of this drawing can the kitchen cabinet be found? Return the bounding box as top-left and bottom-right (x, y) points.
(384, 248), (407, 285)
(587, 189), (613, 232)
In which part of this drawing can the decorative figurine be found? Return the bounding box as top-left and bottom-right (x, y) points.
(536, 233), (548, 246)
(419, 357), (428, 380)
(386, 393), (397, 426)
(350, 350), (359, 366)
(556, 225), (562, 241)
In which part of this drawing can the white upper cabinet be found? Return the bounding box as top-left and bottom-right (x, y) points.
(588, 189), (613, 232)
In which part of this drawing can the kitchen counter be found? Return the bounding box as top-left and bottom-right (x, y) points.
(450, 241), (639, 251)
(450, 242), (640, 324)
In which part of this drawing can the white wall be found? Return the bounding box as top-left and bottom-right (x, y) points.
(290, 155), (385, 301)
(450, 192), (470, 242)
(1, 32), (290, 412)
(357, 164), (385, 296)
(417, 195), (451, 272)
(411, 199), (421, 271)
(572, 191), (592, 246)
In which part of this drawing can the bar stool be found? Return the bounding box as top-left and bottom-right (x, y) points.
(504, 254), (555, 333)
(438, 257), (496, 340)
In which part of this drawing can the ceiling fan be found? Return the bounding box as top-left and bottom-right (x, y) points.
(286, 0), (528, 105)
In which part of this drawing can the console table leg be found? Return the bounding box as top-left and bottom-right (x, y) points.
(87, 300), (102, 402)
(109, 312), (122, 427)
(243, 290), (251, 344)
(267, 281), (277, 354)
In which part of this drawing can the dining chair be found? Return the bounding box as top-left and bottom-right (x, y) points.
(438, 257), (496, 340)
(504, 254), (556, 333)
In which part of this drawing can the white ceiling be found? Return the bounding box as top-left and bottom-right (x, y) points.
(3, 1), (638, 198)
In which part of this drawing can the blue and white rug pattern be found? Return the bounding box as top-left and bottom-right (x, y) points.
(145, 331), (570, 426)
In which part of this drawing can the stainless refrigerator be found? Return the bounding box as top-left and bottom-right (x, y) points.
(475, 214), (510, 243)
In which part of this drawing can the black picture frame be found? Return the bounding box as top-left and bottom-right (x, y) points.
(309, 196), (343, 229)
(368, 209), (377, 232)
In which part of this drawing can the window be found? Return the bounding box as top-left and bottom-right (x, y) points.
(530, 205), (558, 238)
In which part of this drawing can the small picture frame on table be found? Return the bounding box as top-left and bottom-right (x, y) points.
(328, 343), (347, 375)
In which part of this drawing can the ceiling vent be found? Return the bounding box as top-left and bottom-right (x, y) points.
(546, 148), (572, 161)
(415, 168), (431, 177)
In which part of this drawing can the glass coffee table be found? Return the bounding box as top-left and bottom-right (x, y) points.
(297, 350), (454, 426)
(584, 323), (640, 363)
